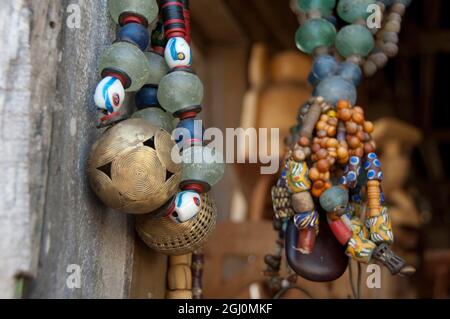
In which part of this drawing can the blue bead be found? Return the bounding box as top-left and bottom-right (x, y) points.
(312, 55), (338, 80)
(135, 85), (159, 109)
(336, 62), (362, 86)
(175, 118), (205, 145)
(308, 72), (319, 87)
(314, 75), (357, 105)
(118, 23), (150, 51)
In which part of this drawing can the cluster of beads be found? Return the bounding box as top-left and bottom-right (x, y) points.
(270, 0), (414, 277)
(157, 0), (224, 211)
(93, 0), (224, 225)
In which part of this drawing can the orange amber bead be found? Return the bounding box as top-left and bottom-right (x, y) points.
(337, 100), (350, 110)
(363, 121), (374, 133)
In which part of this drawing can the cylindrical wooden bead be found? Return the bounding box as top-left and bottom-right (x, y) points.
(170, 254), (192, 266)
(167, 290), (193, 299)
(167, 264), (193, 290)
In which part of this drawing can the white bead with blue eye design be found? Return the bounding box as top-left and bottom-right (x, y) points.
(168, 190), (201, 224)
(94, 76), (125, 114)
(164, 37), (192, 69)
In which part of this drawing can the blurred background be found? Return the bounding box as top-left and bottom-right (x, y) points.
(1, 0), (448, 299)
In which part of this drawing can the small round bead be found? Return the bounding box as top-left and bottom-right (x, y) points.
(382, 42), (399, 57)
(384, 20), (401, 33)
(135, 85), (159, 109)
(312, 54), (339, 80)
(295, 18), (337, 54)
(363, 60), (378, 77)
(165, 37), (192, 69)
(175, 117), (205, 146)
(369, 52), (388, 68)
(383, 31), (399, 44)
(336, 61), (362, 86)
(118, 23), (150, 51)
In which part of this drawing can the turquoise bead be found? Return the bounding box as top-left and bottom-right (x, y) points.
(337, 0), (376, 23)
(99, 42), (151, 92)
(297, 0), (336, 17)
(295, 18), (336, 54)
(131, 108), (175, 133)
(335, 25), (374, 57)
(181, 146), (225, 189)
(319, 186), (349, 213)
(158, 71), (204, 115)
(108, 0), (159, 25)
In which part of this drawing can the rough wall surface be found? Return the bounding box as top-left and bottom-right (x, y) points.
(0, 0), (135, 298)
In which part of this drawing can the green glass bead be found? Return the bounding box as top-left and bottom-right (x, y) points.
(181, 145), (225, 188)
(108, 0), (159, 25)
(131, 108), (175, 133)
(335, 25), (374, 58)
(99, 42), (151, 92)
(319, 186), (349, 213)
(158, 71), (204, 114)
(297, 0), (336, 17)
(145, 52), (169, 86)
(295, 19), (337, 54)
(337, 0), (376, 23)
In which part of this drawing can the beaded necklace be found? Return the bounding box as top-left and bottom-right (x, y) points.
(88, 0), (224, 279)
(267, 0), (414, 290)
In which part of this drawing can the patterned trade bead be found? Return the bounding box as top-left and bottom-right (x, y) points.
(94, 76), (125, 114)
(366, 206), (394, 245)
(271, 185), (295, 219)
(294, 209), (319, 231)
(364, 152), (383, 181)
(167, 191), (202, 224)
(319, 186), (349, 213)
(340, 156), (362, 189)
(165, 37), (192, 69)
(312, 54), (338, 81)
(135, 85), (159, 109)
(175, 117), (205, 147)
(286, 160), (312, 193)
(118, 23), (150, 51)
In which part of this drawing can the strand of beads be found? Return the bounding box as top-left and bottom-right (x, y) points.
(158, 0), (225, 220)
(94, 0), (159, 127)
(269, 0), (415, 277)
